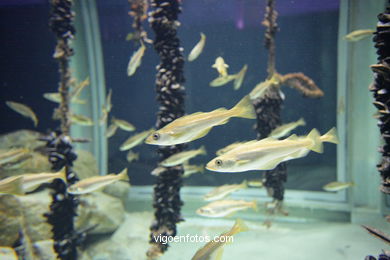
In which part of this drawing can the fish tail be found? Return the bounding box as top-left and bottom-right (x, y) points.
(251, 200), (259, 212)
(321, 127), (339, 144)
(307, 128), (323, 153)
(118, 168), (130, 182)
(241, 180), (248, 188)
(135, 153), (140, 160)
(58, 167), (67, 183)
(231, 95), (256, 119)
(198, 164), (205, 173)
(230, 218), (249, 235)
(297, 118), (306, 126)
(198, 145), (207, 155)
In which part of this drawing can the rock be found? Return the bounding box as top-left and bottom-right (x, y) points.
(73, 150), (98, 180)
(0, 247), (18, 260)
(0, 130), (43, 151)
(0, 194), (23, 246)
(103, 181), (130, 202)
(32, 240), (57, 260)
(76, 192), (125, 235)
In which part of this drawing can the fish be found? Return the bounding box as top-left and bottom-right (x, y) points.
(43, 93), (86, 104)
(70, 77), (90, 100)
(204, 180), (247, 201)
(319, 127), (339, 144)
(212, 56), (229, 77)
(120, 128), (155, 151)
(151, 166), (166, 176)
(196, 199), (258, 218)
(209, 75), (237, 87)
(249, 74), (281, 100)
(323, 181), (354, 192)
(160, 146), (207, 167)
(71, 114), (94, 126)
(99, 107), (108, 126)
(5, 168), (67, 193)
(67, 168), (129, 195)
(105, 89), (113, 112)
(233, 64), (248, 90)
(145, 95), (256, 146)
(106, 123), (118, 138)
(247, 179), (263, 188)
(191, 219), (249, 260)
(0, 176), (24, 195)
(126, 150), (139, 163)
(0, 148), (30, 167)
(112, 117), (136, 131)
(183, 163), (204, 178)
(188, 32), (206, 62)
(344, 29), (375, 42)
(6, 101), (38, 127)
(127, 43), (146, 76)
(269, 118), (306, 139)
(206, 128), (338, 173)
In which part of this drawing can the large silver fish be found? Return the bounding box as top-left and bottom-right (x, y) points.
(160, 146), (206, 167)
(145, 95), (256, 146)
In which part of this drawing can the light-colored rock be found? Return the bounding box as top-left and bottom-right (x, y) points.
(32, 240), (57, 260)
(74, 150), (99, 180)
(103, 181), (130, 201)
(0, 194), (24, 246)
(0, 247), (18, 260)
(76, 192), (125, 235)
(0, 130), (43, 151)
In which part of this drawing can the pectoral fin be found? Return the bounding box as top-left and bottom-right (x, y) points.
(258, 157), (283, 170)
(213, 246), (224, 260)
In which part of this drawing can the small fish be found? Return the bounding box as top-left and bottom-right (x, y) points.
(183, 163), (204, 178)
(0, 148), (30, 167)
(233, 64), (248, 90)
(70, 77), (90, 100)
(71, 114), (94, 126)
(106, 123), (118, 138)
(145, 95), (256, 146)
(43, 93), (85, 104)
(323, 181), (354, 192)
(120, 128), (155, 151)
(344, 29), (375, 42)
(196, 199), (258, 218)
(127, 43), (146, 76)
(206, 128), (338, 173)
(151, 166), (166, 176)
(5, 168), (67, 192)
(99, 107), (108, 126)
(212, 57), (229, 77)
(204, 180), (247, 201)
(269, 118), (306, 139)
(6, 101), (38, 127)
(247, 179), (264, 188)
(126, 150), (139, 163)
(249, 74), (281, 100)
(209, 74), (237, 87)
(104, 89), (113, 113)
(112, 118), (136, 131)
(188, 32), (206, 62)
(160, 146), (206, 167)
(191, 219), (249, 260)
(0, 176), (24, 195)
(67, 168), (129, 195)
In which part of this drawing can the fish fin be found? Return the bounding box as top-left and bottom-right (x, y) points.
(198, 145), (207, 155)
(230, 95), (256, 119)
(199, 165), (205, 173)
(233, 65), (248, 90)
(241, 179), (248, 188)
(237, 159), (250, 166)
(200, 32), (206, 40)
(58, 167), (67, 183)
(286, 134), (298, 140)
(279, 89), (285, 100)
(193, 128), (213, 140)
(170, 131), (186, 138)
(230, 218), (249, 235)
(298, 117), (306, 126)
(307, 128), (323, 153)
(213, 246), (224, 260)
(118, 168), (130, 182)
(321, 127), (339, 144)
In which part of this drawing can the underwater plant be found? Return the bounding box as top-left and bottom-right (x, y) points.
(252, 0), (324, 214)
(146, 0), (187, 258)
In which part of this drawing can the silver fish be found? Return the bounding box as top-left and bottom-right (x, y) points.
(188, 32), (206, 62)
(127, 43), (146, 76)
(6, 101), (38, 127)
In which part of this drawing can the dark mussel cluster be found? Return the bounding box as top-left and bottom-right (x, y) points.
(40, 131), (80, 259)
(148, 0), (186, 256)
(253, 90), (287, 202)
(371, 6), (390, 195)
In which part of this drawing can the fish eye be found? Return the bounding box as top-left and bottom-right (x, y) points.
(152, 133), (160, 140)
(215, 159), (223, 167)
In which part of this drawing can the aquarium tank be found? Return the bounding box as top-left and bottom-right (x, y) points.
(0, 0), (390, 259)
